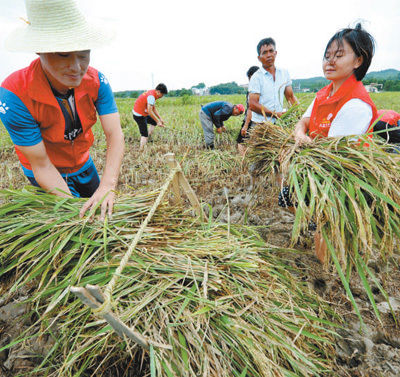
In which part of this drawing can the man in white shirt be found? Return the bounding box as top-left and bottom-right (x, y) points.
(248, 38), (298, 123)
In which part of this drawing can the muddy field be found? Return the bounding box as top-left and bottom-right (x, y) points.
(0, 94), (400, 376)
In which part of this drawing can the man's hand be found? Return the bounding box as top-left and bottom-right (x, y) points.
(241, 125), (248, 137)
(221, 126), (226, 132)
(80, 185), (116, 221)
(274, 111), (285, 119)
(157, 120), (165, 127)
(216, 127), (223, 134)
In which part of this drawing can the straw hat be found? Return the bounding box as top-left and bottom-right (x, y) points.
(5, 0), (114, 53)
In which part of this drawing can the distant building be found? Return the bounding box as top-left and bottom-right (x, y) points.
(191, 87), (210, 96)
(365, 83), (383, 93)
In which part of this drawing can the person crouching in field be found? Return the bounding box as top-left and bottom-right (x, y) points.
(0, 0), (125, 221)
(199, 101), (244, 149)
(285, 23), (377, 263)
(132, 84), (168, 151)
(237, 66), (259, 156)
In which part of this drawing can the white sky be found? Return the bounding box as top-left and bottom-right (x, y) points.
(0, 0), (399, 91)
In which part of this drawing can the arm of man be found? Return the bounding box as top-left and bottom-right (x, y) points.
(17, 142), (72, 197)
(147, 103), (164, 126)
(79, 112), (125, 220)
(241, 109), (253, 136)
(248, 93), (278, 118)
(152, 106), (165, 125)
(284, 85), (299, 107)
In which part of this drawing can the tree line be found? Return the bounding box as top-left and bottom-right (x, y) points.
(114, 82), (246, 98)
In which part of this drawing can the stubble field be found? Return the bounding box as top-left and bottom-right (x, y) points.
(0, 92), (399, 377)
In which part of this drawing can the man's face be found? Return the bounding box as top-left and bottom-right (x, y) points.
(258, 44), (277, 69)
(155, 90), (164, 99)
(39, 50), (91, 93)
(232, 107), (241, 116)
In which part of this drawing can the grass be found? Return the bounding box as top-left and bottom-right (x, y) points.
(0, 92), (400, 375)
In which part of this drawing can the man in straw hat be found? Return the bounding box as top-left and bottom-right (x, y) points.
(0, 0), (125, 220)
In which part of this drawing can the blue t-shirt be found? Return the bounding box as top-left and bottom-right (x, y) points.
(0, 71), (117, 147)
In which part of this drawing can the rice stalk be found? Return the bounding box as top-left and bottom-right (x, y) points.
(0, 187), (337, 377)
(247, 120), (400, 324)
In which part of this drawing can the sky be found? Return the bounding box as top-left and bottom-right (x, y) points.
(0, 0), (399, 91)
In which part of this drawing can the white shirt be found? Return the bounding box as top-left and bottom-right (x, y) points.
(248, 66), (292, 123)
(303, 98), (372, 137)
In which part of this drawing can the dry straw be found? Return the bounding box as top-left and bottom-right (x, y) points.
(0, 187), (337, 377)
(247, 117), (400, 325)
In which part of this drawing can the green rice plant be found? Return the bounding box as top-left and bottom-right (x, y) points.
(0, 187), (337, 377)
(247, 121), (400, 325)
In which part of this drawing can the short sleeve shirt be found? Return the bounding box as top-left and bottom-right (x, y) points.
(248, 67), (292, 123)
(0, 71), (117, 147)
(303, 98), (372, 137)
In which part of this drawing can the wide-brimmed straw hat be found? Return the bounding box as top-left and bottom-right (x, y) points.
(5, 0), (114, 53)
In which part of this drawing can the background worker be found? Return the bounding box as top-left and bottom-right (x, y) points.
(0, 0), (125, 221)
(249, 37), (298, 124)
(132, 83), (168, 151)
(199, 101), (244, 149)
(237, 66), (259, 156)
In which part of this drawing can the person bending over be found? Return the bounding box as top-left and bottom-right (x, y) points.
(0, 0), (125, 221)
(132, 83), (168, 151)
(199, 101), (244, 149)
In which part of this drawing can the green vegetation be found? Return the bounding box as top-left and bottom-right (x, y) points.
(293, 69), (400, 92)
(248, 116), (400, 326)
(0, 92), (400, 376)
(0, 188), (337, 376)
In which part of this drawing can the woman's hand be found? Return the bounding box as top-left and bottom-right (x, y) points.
(293, 118), (312, 145)
(294, 131), (312, 145)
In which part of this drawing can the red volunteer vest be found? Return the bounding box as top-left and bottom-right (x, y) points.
(308, 74), (377, 139)
(133, 90), (158, 116)
(377, 109), (400, 125)
(2, 58), (100, 173)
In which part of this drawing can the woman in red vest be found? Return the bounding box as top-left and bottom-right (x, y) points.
(282, 23), (377, 262)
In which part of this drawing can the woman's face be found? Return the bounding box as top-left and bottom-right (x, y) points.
(323, 39), (362, 84)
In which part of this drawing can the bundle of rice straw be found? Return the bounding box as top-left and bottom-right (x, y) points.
(0, 187), (337, 377)
(247, 120), (400, 323)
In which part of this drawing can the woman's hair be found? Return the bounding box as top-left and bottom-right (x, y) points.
(324, 23), (375, 81)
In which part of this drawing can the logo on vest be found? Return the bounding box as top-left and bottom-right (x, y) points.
(99, 73), (109, 85)
(319, 117), (331, 128)
(0, 101), (9, 115)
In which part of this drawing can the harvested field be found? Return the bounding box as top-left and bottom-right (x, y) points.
(0, 93), (400, 376)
